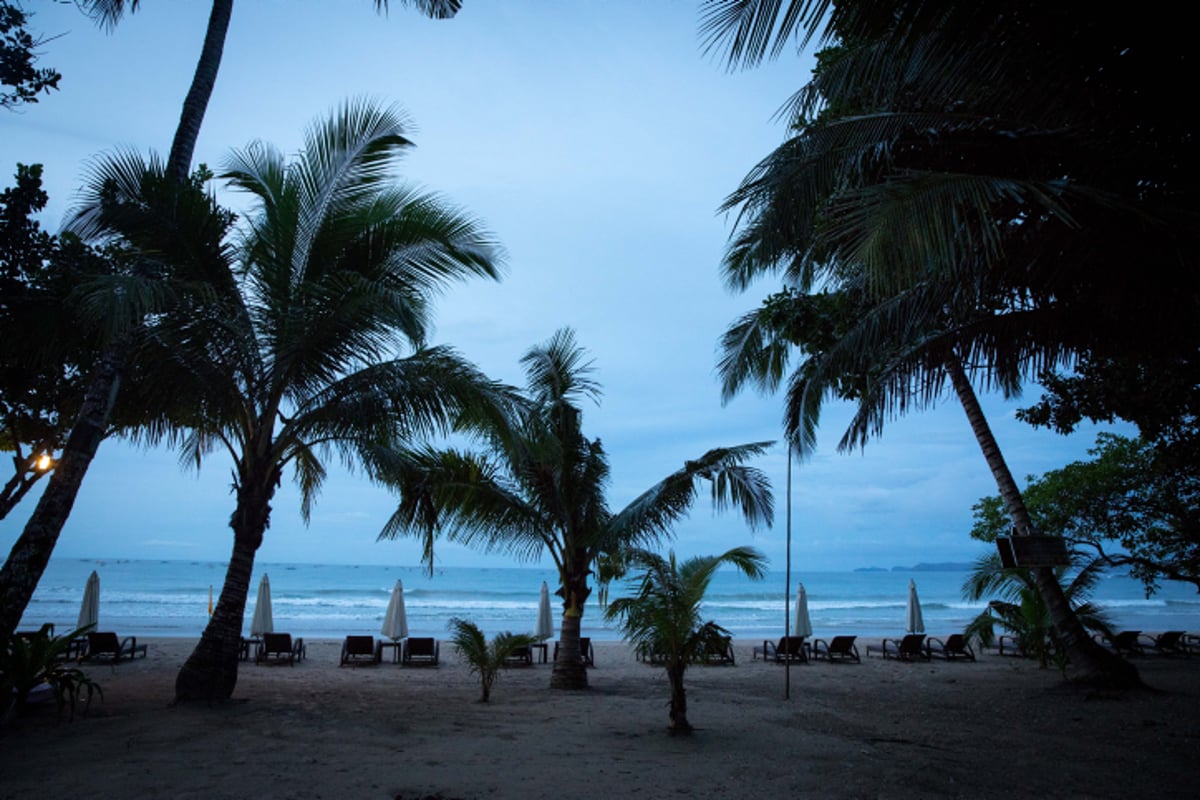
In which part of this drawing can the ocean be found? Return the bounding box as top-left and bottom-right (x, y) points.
(16, 557), (1200, 642)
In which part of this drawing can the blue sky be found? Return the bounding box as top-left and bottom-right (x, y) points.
(0, 1), (1127, 573)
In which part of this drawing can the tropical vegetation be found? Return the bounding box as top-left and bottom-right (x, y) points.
(375, 327), (775, 690)
(446, 617), (538, 703)
(698, 0), (1197, 687)
(962, 552), (1114, 673)
(604, 546), (767, 734)
(0, 623), (102, 724)
(0, 0), (467, 650)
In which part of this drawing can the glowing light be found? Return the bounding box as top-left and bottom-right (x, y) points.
(36, 453), (53, 471)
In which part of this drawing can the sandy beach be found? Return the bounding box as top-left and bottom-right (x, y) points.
(2, 637), (1197, 799)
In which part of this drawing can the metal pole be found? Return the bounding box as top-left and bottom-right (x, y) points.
(785, 445), (792, 700)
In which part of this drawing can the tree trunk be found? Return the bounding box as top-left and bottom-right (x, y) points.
(174, 459), (276, 703)
(0, 338), (127, 643)
(666, 659), (691, 735)
(0, 454), (47, 521)
(166, 0), (234, 183)
(947, 358), (1140, 688)
(550, 610), (589, 690)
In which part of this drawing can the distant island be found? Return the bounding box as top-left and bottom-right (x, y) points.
(854, 562), (974, 572)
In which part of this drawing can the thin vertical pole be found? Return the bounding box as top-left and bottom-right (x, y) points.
(785, 445), (792, 700)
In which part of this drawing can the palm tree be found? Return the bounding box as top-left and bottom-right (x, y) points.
(704, 1), (1176, 688)
(74, 99), (507, 702)
(376, 327), (775, 690)
(604, 546), (767, 735)
(0, 0), (466, 646)
(963, 551), (1114, 671)
(446, 617), (538, 702)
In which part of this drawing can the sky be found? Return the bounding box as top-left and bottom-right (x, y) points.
(0, 0), (1129, 573)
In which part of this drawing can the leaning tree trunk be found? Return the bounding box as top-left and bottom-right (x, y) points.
(947, 357), (1140, 689)
(174, 459), (277, 703)
(0, 338), (128, 644)
(550, 558), (590, 690)
(0, 0), (235, 647)
(166, 0), (233, 183)
(666, 659), (691, 735)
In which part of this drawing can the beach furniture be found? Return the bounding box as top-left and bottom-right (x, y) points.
(503, 644), (534, 667)
(340, 635), (381, 666)
(83, 631), (147, 663)
(925, 633), (976, 661)
(867, 633), (928, 661)
(552, 637), (595, 667)
(257, 632), (305, 665)
(1139, 631), (1190, 656)
(402, 637), (440, 666)
(754, 635), (808, 663)
(701, 635), (736, 666)
(811, 635), (861, 663)
(1093, 630), (1145, 657)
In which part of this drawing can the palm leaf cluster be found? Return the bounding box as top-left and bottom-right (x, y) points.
(377, 327), (774, 690)
(710, 1), (1200, 455)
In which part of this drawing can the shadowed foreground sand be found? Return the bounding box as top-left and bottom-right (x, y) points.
(1, 638), (1197, 799)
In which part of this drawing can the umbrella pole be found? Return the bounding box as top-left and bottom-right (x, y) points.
(785, 446), (792, 701)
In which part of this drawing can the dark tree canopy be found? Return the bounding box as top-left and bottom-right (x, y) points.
(0, 2), (60, 109)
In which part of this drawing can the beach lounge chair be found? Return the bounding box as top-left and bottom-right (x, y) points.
(1094, 630), (1145, 657)
(83, 631), (147, 663)
(504, 644), (534, 667)
(340, 635), (381, 666)
(257, 632), (305, 665)
(811, 635), (860, 663)
(925, 633), (976, 661)
(754, 636), (808, 663)
(701, 635), (736, 666)
(867, 633), (928, 661)
(553, 637), (595, 667)
(1140, 631), (1190, 656)
(402, 637), (440, 666)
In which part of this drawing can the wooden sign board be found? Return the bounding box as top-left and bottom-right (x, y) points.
(996, 535), (1070, 568)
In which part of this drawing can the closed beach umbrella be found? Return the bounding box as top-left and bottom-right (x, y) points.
(381, 579), (408, 641)
(535, 581), (554, 641)
(77, 570), (100, 631)
(250, 574), (274, 637)
(792, 582), (813, 639)
(906, 579), (925, 635)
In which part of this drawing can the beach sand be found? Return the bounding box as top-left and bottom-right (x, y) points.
(2, 637), (1197, 799)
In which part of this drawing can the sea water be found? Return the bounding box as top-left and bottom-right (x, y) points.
(16, 557), (1200, 641)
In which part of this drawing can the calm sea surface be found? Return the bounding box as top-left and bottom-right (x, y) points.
(17, 557), (1200, 641)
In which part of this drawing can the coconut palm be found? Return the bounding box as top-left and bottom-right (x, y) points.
(0, 0), (466, 647)
(705, 0), (1180, 687)
(963, 551), (1114, 670)
(446, 617), (538, 702)
(83, 98), (507, 702)
(376, 327), (775, 690)
(605, 546), (766, 735)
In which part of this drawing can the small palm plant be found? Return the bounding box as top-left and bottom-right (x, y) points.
(0, 624), (103, 724)
(963, 550), (1114, 670)
(447, 618), (538, 703)
(604, 546), (767, 735)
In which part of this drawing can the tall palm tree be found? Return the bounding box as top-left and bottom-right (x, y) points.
(604, 546), (767, 735)
(75, 99), (508, 702)
(0, 0), (466, 646)
(704, 1), (1178, 688)
(376, 328), (775, 690)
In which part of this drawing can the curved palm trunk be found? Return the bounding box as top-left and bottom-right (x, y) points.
(0, 0), (235, 646)
(175, 459), (277, 702)
(0, 338), (128, 643)
(166, 0), (233, 183)
(947, 358), (1139, 688)
(665, 659), (691, 735)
